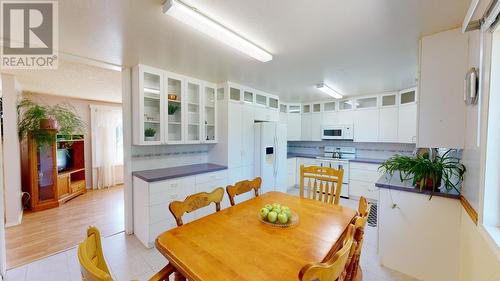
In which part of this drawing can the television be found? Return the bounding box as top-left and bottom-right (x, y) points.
(56, 148), (73, 172)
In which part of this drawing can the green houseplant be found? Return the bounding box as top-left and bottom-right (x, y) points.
(379, 150), (466, 194)
(168, 104), (179, 115)
(144, 127), (156, 141)
(17, 99), (85, 146)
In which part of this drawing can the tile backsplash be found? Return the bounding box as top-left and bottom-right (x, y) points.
(288, 141), (416, 160)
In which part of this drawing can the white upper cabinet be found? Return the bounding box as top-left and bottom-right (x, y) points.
(203, 84), (217, 143)
(418, 28), (467, 148)
(355, 96), (378, 109)
(381, 93), (398, 107)
(287, 104), (302, 141)
(133, 64), (218, 145)
(354, 108), (379, 142)
(379, 107), (399, 142)
(311, 112), (322, 141)
(301, 113), (312, 141)
(398, 102), (417, 143)
(165, 73), (184, 144)
(186, 79), (202, 143)
(339, 99), (354, 111)
(133, 65), (164, 145)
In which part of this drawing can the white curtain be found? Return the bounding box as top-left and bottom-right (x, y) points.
(92, 107), (123, 189)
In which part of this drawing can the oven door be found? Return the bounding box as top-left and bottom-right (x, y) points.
(321, 127), (343, 139)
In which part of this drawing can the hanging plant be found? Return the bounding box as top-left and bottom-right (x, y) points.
(17, 98), (85, 146)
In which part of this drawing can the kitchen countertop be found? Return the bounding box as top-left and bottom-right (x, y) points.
(133, 163), (227, 183)
(375, 171), (461, 199)
(287, 153), (386, 164)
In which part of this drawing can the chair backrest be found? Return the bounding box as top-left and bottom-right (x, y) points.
(169, 187), (225, 226)
(299, 224), (356, 281)
(78, 226), (113, 281)
(226, 177), (262, 206)
(346, 197), (371, 281)
(299, 165), (344, 205)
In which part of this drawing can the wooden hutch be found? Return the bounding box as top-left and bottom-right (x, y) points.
(21, 131), (86, 211)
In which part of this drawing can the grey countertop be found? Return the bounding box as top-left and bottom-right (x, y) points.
(133, 163), (227, 183)
(375, 172), (460, 199)
(287, 153), (386, 164)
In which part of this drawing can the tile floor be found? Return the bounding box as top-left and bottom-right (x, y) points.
(4, 188), (419, 281)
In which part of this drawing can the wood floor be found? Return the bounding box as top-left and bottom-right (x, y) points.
(6, 185), (124, 269)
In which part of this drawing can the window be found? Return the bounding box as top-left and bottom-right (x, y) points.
(482, 25), (500, 246)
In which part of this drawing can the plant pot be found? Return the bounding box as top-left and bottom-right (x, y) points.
(415, 176), (442, 192)
(145, 136), (155, 141)
(39, 118), (59, 130)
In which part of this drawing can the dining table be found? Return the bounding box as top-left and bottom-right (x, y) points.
(155, 191), (357, 281)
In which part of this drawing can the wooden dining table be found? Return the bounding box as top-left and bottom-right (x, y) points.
(156, 191), (357, 281)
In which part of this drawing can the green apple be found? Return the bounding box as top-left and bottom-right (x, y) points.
(259, 207), (269, 220)
(278, 212), (289, 224)
(267, 211), (278, 223)
(283, 209), (292, 219)
(272, 203), (281, 209)
(281, 206), (290, 211)
(264, 204), (273, 211)
(272, 207), (281, 214)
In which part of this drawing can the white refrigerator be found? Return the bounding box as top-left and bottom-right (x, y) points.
(254, 122), (287, 194)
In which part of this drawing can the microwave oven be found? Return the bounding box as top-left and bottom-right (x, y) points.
(321, 125), (354, 140)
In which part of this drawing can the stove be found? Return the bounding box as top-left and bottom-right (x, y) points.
(314, 146), (356, 198)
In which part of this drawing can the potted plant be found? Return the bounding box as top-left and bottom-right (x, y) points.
(144, 128), (156, 141)
(17, 99), (85, 146)
(379, 150), (466, 194)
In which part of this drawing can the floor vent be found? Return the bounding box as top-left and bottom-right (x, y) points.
(367, 203), (377, 227)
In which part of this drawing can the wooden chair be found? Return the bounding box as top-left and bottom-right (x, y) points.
(226, 177), (262, 206)
(346, 197), (371, 281)
(169, 187), (225, 226)
(299, 165), (344, 205)
(299, 224), (356, 281)
(78, 226), (174, 281)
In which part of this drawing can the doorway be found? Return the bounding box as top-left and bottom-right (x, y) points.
(1, 60), (126, 269)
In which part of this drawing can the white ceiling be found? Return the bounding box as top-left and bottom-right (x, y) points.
(3, 60), (122, 103)
(6, 0), (471, 102)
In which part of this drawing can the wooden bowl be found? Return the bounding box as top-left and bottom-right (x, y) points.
(168, 94), (177, 100)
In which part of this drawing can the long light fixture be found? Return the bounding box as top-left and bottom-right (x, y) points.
(163, 0), (273, 62)
(316, 83), (343, 99)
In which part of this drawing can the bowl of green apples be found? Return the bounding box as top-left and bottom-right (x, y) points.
(258, 203), (298, 228)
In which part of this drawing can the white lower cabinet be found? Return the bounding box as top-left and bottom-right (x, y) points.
(287, 158), (297, 189)
(349, 162), (382, 201)
(133, 169), (228, 248)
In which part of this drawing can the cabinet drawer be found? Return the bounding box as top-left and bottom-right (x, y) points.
(349, 169), (381, 183)
(195, 178), (227, 193)
(349, 162), (381, 172)
(150, 177), (195, 195)
(195, 170), (227, 185)
(149, 178), (196, 206)
(349, 180), (379, 201)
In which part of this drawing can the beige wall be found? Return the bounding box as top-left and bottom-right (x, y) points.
(22, 92), (122, 188)
(2, 74), (23, 227)
(459, 211), (500, 281)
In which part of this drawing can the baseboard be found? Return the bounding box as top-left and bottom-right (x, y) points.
(4, 211), (23, 228)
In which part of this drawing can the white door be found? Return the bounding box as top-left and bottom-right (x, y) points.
(379, 107), (399, 142)
(228, 103), (243, 168)
(241, 104), (255, 166)
(275, 123), (288, 193)
(398, 104), (417, 143)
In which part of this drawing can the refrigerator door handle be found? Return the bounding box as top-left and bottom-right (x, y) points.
(273, 134), (278, 178)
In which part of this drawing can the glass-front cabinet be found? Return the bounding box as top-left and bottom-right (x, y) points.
(204, 85), (217, 143)
(166, 74), (183, 143)
(133, 64), (218, 145)
(186, 80), (202, 142)
(133, 65), (164, 145)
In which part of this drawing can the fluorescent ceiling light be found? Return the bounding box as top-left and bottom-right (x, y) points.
(163, 0), (273, 62)
(316, 83), (343, 99)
